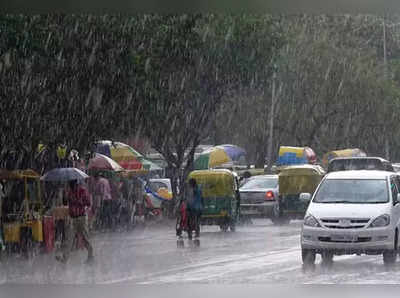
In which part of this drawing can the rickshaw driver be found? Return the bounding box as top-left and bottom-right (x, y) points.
(186, 178), (204, 240)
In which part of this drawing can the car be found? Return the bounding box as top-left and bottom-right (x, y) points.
(147, 178), (172, 194)
(300, 170), (400, 267)
(392, 163), (400, 172)
(327, 156), (394, 173)
(144, 178), (173, 216)
(239, 175), (279, 221)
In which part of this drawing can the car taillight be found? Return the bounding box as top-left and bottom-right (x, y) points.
(265, 191), (274, 200)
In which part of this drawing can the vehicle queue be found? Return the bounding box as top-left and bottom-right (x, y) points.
(1, 142), (398, 267)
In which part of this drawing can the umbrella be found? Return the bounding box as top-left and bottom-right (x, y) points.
(94, 141), (148, 170)
(194, 144), (246, 170)
(41, 167), (89, 182)
(88, 153), (124, 171)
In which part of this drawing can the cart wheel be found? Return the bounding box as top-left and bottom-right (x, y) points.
(220, 224), (228, 232)
(193, 239), (200, 247)
(177, 238), (184, 248)
(127, 211), (136, 231)
(230, 221), (236, 232)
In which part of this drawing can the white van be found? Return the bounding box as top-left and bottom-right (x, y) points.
(300, 170), (400, 266)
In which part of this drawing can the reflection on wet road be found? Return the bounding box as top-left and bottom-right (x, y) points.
(1, 219), (400, 284)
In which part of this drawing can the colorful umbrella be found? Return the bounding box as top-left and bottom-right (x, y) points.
(94, 141), (150, 170)
(194, 144), (246, 170)
(41, 167), (89, 182)
(88, 153), (124, 171)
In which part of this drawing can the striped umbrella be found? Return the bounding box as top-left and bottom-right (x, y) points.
(94, 141), (148, 170)
(88, 153), (124, 171)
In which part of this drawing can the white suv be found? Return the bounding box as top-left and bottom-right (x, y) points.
(300, 170), (400, 267)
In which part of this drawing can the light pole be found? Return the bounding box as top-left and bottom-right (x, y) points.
(266, 64), (277, 172)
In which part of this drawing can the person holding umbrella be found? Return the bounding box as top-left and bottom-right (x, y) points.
(56, 179), (94, 264)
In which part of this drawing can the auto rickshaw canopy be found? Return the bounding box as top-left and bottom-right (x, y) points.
(0, 169), (40, 180)
(278, 165), (325, 196)
(188, 169), (237, 198)
(277, 146), (317, 166)
(322, 148), (366, 167)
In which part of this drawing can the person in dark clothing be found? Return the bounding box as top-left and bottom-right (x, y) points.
(186, 178), (204, 240)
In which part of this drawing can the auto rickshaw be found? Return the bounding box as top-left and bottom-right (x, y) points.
(277, 146), (317, 166)
(0, 169), (43, 256)
(274, 165), (325, 224)
(187, 169), (240, 232)
(322, 148), (366, 169)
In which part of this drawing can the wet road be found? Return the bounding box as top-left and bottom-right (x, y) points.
(1, 219), (400, 284)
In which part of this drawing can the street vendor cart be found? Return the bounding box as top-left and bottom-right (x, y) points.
(0, 169), (43, 257)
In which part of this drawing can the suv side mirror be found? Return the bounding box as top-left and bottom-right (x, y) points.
(299, 193), (312, 203)
(395, 193), (400, 205)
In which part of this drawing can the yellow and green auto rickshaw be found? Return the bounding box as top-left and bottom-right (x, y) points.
(188, 169), (240, 232)
(0, 169), (43, 256)
(322, 148), (366, 169)
(275, 165), (325, 224)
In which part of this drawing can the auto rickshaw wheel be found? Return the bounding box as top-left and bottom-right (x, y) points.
(229, 221), (236, 232)
(220, 224), (229, 232)
(271, 202), (290, 225)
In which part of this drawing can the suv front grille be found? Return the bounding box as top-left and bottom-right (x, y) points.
(320, 218), (370, 229)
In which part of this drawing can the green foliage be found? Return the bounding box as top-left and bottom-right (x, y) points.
(2, 13), (400, 175)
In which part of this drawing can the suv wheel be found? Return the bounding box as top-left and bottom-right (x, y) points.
(301, 248), (316, 267)
(321, 251), (334, 267)
(383, 231), (398, 266)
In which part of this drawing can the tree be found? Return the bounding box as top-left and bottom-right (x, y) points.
(0, 15), (142, 171)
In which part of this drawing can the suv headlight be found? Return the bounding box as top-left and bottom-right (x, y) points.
(369, 214), (390, 228)
(304, 214), (321, 227)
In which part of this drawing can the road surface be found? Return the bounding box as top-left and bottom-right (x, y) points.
(1, 219), (400, 284)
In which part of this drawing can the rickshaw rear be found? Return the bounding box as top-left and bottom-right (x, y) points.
(276, 165), (325, 224)
(188, 169), (240, 232)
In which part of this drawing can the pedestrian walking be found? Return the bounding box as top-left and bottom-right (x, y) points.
(56, 179), (94, 264)
(109, 178), (122, 230)
(186, 178), (204, 240)
(93, 173), (112, 231)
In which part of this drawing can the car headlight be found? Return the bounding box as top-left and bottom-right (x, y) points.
(369, 214), (390, 228)
(303, 214), (321, 227)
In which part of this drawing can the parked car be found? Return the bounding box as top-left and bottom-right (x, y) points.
(144, 178), (173, 218)
(327, 157), (394, 173)
(300, 170), (400, 267)
(239, 175), (279, 221)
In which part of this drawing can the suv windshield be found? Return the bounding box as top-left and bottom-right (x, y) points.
(313, 179), (389, 204)
(241, 177), (278, 189)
